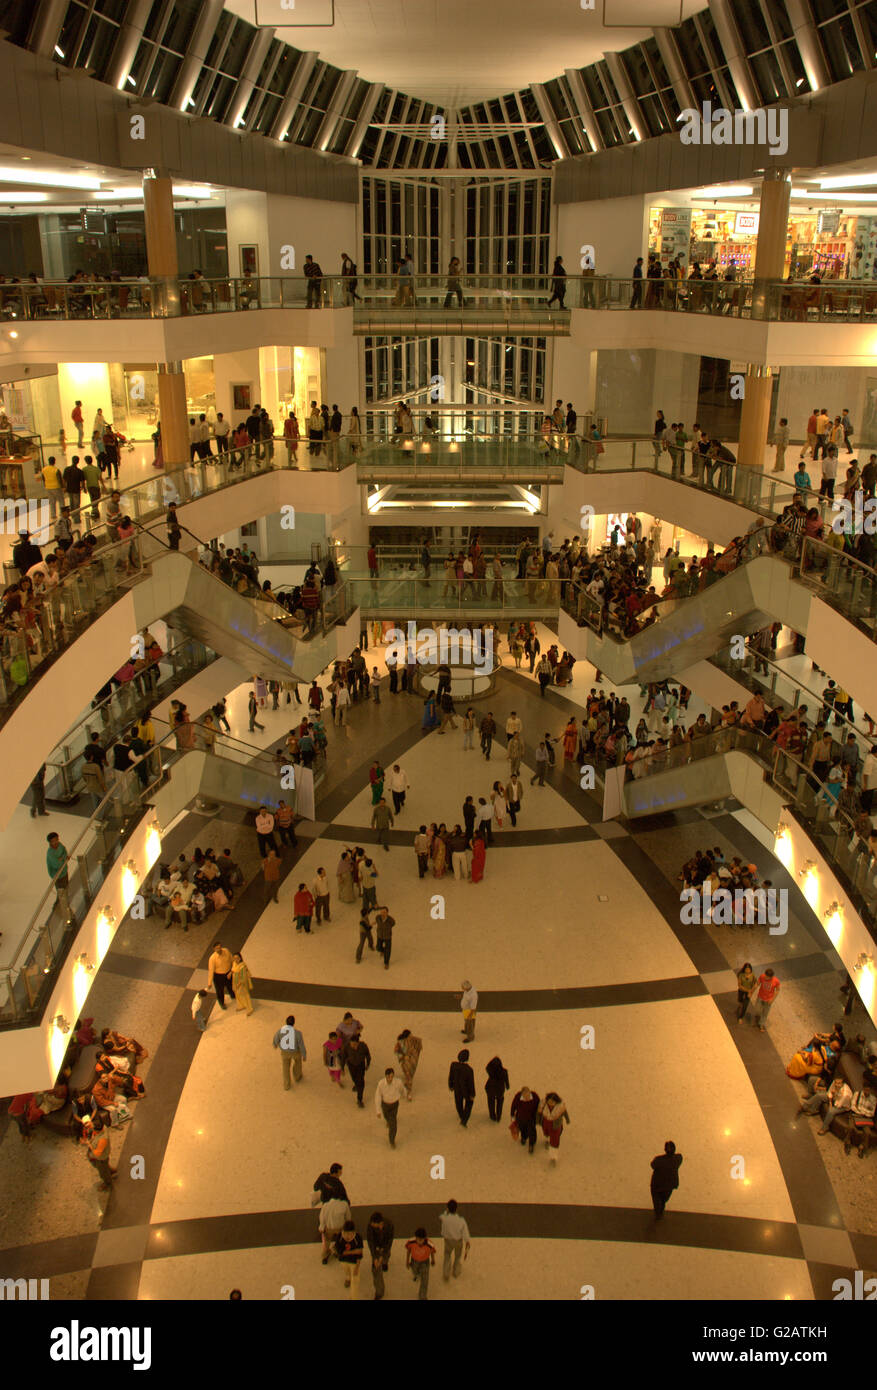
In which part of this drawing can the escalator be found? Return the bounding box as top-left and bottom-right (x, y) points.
(559, 548), (858, 689)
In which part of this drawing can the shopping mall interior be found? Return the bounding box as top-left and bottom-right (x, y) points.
(0, 0), (877, 1316)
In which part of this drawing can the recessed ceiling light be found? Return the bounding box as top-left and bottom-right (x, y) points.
(819, 173), (877, 189)
(54, 46), (65, 58)
(0, 166), (101, 190)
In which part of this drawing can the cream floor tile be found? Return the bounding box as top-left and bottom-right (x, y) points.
(333, 725), (585, 833)
(241, 840), (694, 990)
(138, 1237), (813, 1302)
(150, 999), (795, 1227)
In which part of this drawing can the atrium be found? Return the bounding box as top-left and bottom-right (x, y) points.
(0, 0), (876, 1328)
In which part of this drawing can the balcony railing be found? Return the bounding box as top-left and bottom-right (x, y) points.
(4, 275), (877, 322)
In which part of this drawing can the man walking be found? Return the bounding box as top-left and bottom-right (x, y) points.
(752, 966), (780, 1032)
(342, 1033), (372, 1108)
(366, 1212), (394, 1300)
(387, 763), (409, 814)
(356, 907), (376, 963)
(439, 690), (458, 733)
(294, 882), (315, 933)
(375, 1066), (406, 1147)
(374, 905), (395, 969)
(262, 847), (281, 904)
(273, 1014), (307, 1088)
(510, 1086), (540, 1153)
(46, 831), (72, 921)
(530, 741), (548, 785)
(630, 257), (644, 308)
(650, 1139), (683, 1219)
(414, 825), (430, 878)
(207, 941), (236, 1009)
(440, 1200), (471, 1281)
(458, 980), (478, 1040)
(371, 797), (394, 852)
(255, 806), (277, 858)
(448, 1049), (476, 1127)
(480, 711), (496, 760)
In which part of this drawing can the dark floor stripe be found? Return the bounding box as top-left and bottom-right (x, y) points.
(0, 1231), (98, 1279)
(142, 1201), (804, 1264)
(320, 823), (598, 847)
(250, 972), (706, 1012)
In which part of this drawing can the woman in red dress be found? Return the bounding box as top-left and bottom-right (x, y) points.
(470, 831), (486, 883)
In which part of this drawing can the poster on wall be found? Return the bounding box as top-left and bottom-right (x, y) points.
(659, 208), (692, 271)
(851, 217), (877, 280)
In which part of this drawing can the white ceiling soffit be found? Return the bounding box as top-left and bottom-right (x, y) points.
(232, 0), (703, 107)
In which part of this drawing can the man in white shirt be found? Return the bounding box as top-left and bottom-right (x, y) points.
(505, 711), (523, 739)
(439, 1200), (471, 1281)
(334, 683), (350, 726)
(255, 807), (277, 857)
(188, 416), (199, 461)
(319, 1195), (352, 1264)
(214, 412), (230, 454)
(375, 1067), (406, 1147)
(458, 980), (478, 1041)
(26, 555), (60, 590)
(387, 763), (409, 814)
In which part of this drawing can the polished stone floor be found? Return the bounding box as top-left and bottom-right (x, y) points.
(1, 650), (875, 1303)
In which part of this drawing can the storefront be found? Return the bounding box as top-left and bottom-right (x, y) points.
(650, 204), (874, 279)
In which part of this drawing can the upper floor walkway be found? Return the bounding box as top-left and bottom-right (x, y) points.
(4, 275), (877, 369)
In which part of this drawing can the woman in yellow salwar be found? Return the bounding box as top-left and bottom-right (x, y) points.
(232, 952), (254, 1015)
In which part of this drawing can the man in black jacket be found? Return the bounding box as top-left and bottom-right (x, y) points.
(650, 1140), (683, 1218)
(12, 530), (42, 574)
(366, 1211), (394, 1300)
(246, 404), (262, 459)
(313, 1162), (348, 1204)
(342, 1034), (371, 1108)
(448, 1049), (476, 1127)
(62, 456), (85, 512)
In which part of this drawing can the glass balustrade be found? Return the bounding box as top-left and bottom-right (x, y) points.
(0, 713), (326, 1029)
(5, 275), (877, 322)
(611, 723), (877, 928)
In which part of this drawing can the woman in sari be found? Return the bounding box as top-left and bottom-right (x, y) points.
(369, 761), (384, 805)
(786, 1040), (834, 1080)
(394, 1029), (423, 1099)
(422, 691), (439, 730)
(431, 824), (448, 878)
(336, 850), (356, 903)
(470, 830), (486, 883)
(562, 718), (578, 763)
(232, 952), (254, 1015)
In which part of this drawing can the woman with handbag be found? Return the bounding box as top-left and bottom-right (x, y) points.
(538, 1092), (570, 1164)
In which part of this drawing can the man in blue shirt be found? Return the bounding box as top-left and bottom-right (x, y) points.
(46, 832), (72, 921)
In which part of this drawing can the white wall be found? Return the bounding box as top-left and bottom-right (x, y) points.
(212, 348), (262, 425)
(56, 362), (112, 443)
(264, 194), (357, 278)
(550, 341), (597, 415)
(225, 190), (270, 279)
(775, 366), (871, 448)
(555, 195), (650, 280)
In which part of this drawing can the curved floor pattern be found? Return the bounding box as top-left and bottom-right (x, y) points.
(0, 666), (871, 1302)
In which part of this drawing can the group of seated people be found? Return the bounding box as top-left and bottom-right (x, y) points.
(150, 848), (244, 931)
(677, 845), (773, 923)
(7, 1019), (149, 1143)
(790, 1023), (877, 1156)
